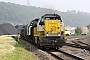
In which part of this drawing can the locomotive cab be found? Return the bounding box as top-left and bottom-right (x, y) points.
(35, 14), (66, 49)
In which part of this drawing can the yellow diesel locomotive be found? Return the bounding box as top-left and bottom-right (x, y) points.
(20, 14), (66, 49)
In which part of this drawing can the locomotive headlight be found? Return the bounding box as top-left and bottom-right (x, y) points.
(46, 32), (49, 36)
(58, 32), (60, 36)
(55, 41), (57, 42)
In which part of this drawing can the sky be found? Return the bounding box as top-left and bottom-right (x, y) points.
(0, 0), (90, 13)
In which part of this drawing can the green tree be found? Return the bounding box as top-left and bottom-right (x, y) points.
(0, 2), (90, 26)
(87, 25), (90, 30)
(75, 27), (82, 35)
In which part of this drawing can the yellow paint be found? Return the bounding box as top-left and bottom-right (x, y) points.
(45, 20), (61, 34)
(34, 27), (38, 36)
(33, 20), (66, 41)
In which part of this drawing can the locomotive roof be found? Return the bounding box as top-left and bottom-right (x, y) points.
(41, 14), (61, 18)
(31, 18), (39, 22)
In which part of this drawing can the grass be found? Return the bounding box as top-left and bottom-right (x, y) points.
(0, 35), (38, 60)
(0, 35), (16, 60)
(66, 34), (84, 39)
(87, 32), (90, 36)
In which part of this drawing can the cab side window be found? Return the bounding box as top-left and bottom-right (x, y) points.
(39, 18), (44, 25)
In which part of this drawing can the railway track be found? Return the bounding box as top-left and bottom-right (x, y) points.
(65, 43), (90, 50)
(66, 36), (90, 51)
(77, 41), (89, 46)
(45, 36), (90, 60)
(22, 36), (90, 60)
(72, 40), (89, 46)
(46, 49), (84, 60)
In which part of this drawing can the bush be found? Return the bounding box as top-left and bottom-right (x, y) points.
(75, 27), (82, 35)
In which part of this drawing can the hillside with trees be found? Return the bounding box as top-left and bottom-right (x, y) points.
(0, 2), (90, 27)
